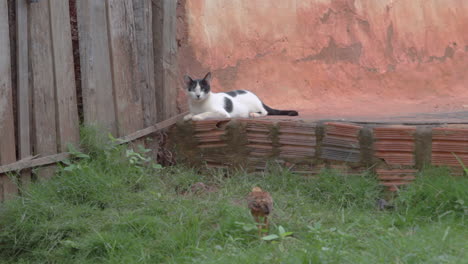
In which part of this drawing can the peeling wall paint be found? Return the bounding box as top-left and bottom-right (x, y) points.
(177, 0), (468, 117)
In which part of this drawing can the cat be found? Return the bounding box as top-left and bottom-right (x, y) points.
(183, 72), (298, 121)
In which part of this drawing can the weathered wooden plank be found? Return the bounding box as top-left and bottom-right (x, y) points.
(16, 0), (31, 186)
(0, 0), (18, 201)
(134, 0), (157, 127)
(152, 0), (164, 122)
(77, 0), (117, 135)
(153, 0), (178, 121)
(29, 0), (57, 180)
(49, 0), (80, 152)
(162, 0), (178, 120)
(118, 111), (187, 145)
(133, 0), (158, 159)
(0, 153), (69, 175)
(107, 0), (144, 136)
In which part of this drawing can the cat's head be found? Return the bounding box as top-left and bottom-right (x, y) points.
(183, 72), (212, 101)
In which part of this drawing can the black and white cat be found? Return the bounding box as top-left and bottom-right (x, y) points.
(183, 72), (298, 121)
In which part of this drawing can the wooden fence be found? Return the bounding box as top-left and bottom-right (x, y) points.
(0, 0), (178, 201)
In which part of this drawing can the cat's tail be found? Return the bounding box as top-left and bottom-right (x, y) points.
(262, 103), (299, 116)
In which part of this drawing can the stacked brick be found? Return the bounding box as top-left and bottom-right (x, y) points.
(170, 120), (468, 191)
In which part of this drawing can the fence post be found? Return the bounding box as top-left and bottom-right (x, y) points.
(77, 0), (118, 135)
(29, 0), (58, 180)
(49, 0), (80, 152)
(0, 0), (18, 200)
(16, 0), (32, 187)
(106, 0), (144, 137)
(134, 0), (159, 159)
(153, 0), (178, 122)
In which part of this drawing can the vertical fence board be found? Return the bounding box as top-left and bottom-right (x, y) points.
(0, 0), (18, 200)
(162, 0), (178, 120)
(77, 0), (117, 135)
(29, 1), (57, 180)
(134, 0), (157, 127)
(152, 0), (164, 122)
(49, 0), (79, 152)
(107, 0), (144, 136)
(16, 0), (31, 186)
(133, 0), (158, 158)
(153, 0), (178, 121)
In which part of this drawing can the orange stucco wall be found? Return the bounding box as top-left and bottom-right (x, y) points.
(177, 0), (468, 117)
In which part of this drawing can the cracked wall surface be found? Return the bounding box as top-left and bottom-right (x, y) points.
(176, 0), (468, 117)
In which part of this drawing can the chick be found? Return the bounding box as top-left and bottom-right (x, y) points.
(247, 187), (273, 237)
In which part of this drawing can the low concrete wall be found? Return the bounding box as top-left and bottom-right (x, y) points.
(169, 118), (468, 191)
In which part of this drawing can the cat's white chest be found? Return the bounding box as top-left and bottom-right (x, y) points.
(189, 96), (218, 114)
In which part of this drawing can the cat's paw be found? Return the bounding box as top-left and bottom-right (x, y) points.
(191, 115), (204, 121)
(249, 112), (261, 118)
(183, 114), (193, 121)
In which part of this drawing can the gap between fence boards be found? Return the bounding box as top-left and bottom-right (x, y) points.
(0, 112), (188, 174)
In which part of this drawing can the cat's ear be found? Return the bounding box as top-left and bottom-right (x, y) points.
(203, 72), (212, 83)
(184, 75), (193, 86)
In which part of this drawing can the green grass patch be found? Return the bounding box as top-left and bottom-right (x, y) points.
(395, 167), (468, 223)
(0, 128), (466, 263)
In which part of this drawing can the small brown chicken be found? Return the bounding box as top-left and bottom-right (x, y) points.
(247, 187), (273, 237)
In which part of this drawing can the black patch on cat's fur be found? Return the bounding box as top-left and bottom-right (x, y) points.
(199, 80), (211, 93)
(224, 91), (237, 97)
(187, 81), (197, 92)
(224, 97), (233, 113)
(184, 76), (196, 91)
(224, 90), (247, 97)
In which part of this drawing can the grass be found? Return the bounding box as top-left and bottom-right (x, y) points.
(0, 129), (467, 263)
